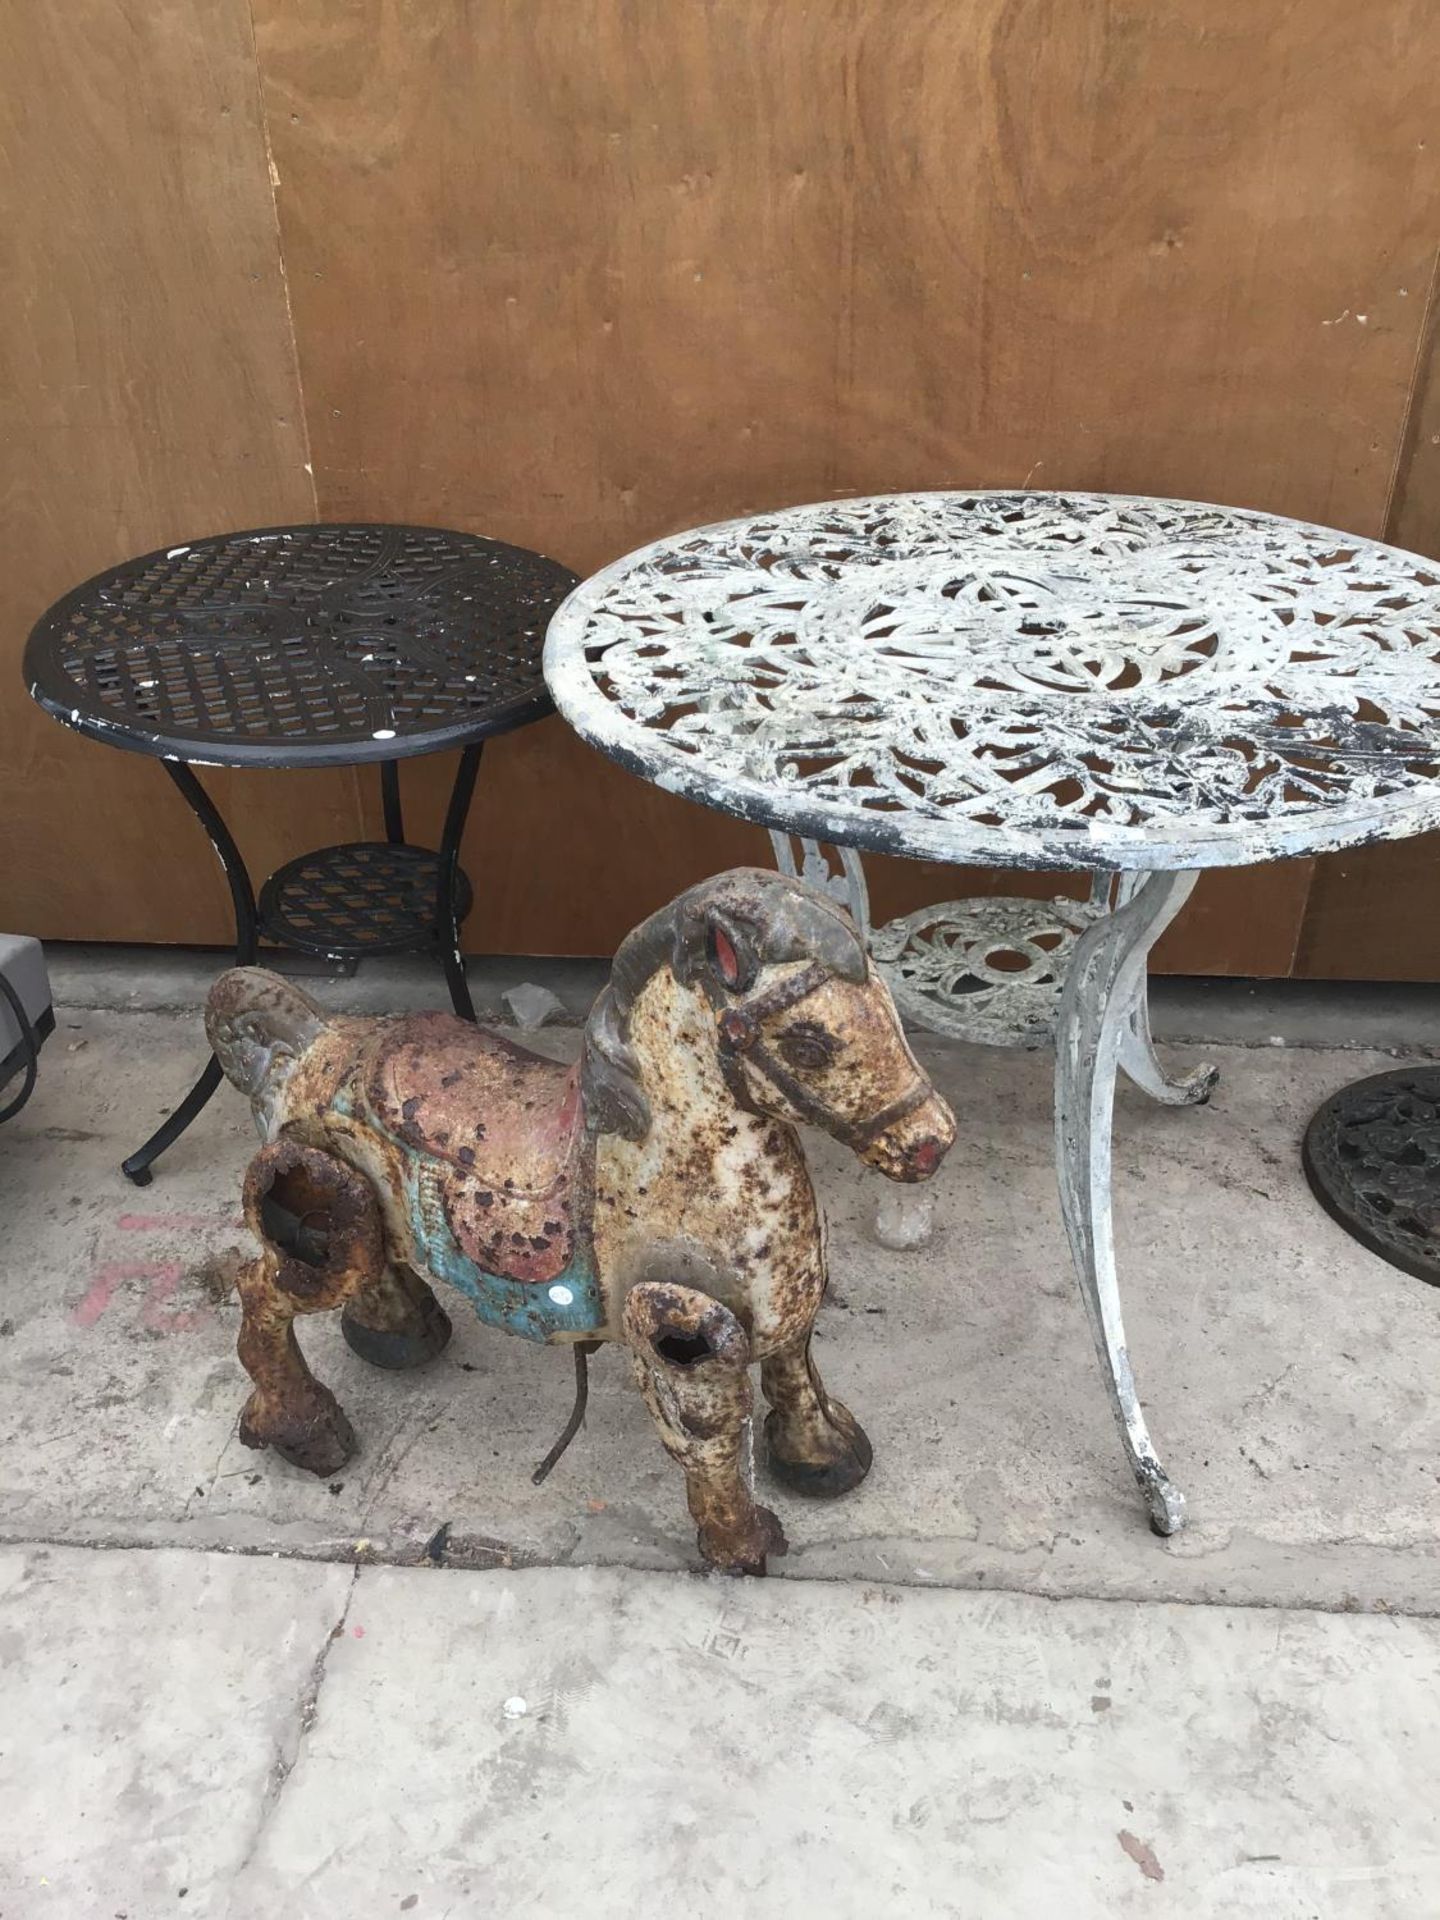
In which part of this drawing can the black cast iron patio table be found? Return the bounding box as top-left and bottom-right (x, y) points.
(25, 522), (577, 1185)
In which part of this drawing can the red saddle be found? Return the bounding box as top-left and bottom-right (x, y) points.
(357, 1012), (584, 1285)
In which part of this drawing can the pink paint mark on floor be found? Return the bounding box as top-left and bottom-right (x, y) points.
(71, 1260), (204, 1334)
(351, 1625), (366, 1639)
(71, 1265), (124, 1328)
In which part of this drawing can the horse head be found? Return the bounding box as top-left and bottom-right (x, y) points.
(586, 867), (955, 1181)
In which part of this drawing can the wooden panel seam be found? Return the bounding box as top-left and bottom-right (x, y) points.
(1381, 239), (1440, 543)
(243, 0), (320, 529)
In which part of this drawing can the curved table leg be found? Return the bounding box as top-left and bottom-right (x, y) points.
(1054, 870), (1198, 1534)
(1111, 875), (1219, 1107)
(122, 762), (257, 1186)
(767, 832), (872, 938)
(437, 744), (482, 1024)
(1119, 986), (1220, 1107)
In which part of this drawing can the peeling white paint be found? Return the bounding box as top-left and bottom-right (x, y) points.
(545, 490), (1440, 873)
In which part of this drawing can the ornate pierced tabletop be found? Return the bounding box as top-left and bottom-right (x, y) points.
(545, 491), (1440, 868)
(547, 491), (1440, 1534)
(27, 523), (577, 1182)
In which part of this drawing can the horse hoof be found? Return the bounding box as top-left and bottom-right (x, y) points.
(698, 1505), (788, 1575)
(764, 1410), (873, 1498)
(341, 1297), (452, 1371)
(239, 1394), (357, 1478)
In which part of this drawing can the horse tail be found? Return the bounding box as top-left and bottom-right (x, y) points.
(205, 967), (332, 1107)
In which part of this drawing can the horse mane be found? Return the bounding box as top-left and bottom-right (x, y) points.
(580, 867), (867, 1142)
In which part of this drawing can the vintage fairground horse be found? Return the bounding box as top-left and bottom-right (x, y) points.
(207, 868), (955, 1572)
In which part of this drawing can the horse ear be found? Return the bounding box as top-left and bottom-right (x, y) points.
(708, 913), (755, 993)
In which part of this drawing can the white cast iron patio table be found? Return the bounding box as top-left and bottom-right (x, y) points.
(544, 491), (1440, 1533)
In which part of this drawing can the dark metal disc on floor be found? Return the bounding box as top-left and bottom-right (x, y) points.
(1302, 1067), (1440, 1286)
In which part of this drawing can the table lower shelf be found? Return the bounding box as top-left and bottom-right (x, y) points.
(257, 841), (474, 962)
(869, 894), (1104, 1048)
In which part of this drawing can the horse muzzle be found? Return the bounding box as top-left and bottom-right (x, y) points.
(860, 1087), (956, 1183)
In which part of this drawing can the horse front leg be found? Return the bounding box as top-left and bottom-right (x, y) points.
(235, 1139), (386, 1476)
(761, 1325), (873, 1498)
(622, 1283), (786, 1576)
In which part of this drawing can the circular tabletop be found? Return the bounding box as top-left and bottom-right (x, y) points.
(545, 491), (1440, 871)
(26, 523), (579, 769)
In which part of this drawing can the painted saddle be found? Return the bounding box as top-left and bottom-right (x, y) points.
(330, 1012), (601, 1340)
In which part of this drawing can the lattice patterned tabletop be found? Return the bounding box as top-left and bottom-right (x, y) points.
(545, 491), (1440, 872)
(24, 522), (578, 1186)
(27, 523), (577, 767)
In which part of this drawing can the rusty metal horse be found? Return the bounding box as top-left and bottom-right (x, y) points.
(207, 867), (955, 1572)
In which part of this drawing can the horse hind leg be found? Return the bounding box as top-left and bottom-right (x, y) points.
(235, 1140), (385, 1476)
(623, 1283), (786, 1576)
(341, 1261), (452, 1371)
(761, 1327), (873, 1498)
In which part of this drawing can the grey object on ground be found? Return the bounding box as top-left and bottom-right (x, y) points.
(501, 979), (569, 1028)
(0, 935), (52, 1066)
(0, 934), (52, 1121)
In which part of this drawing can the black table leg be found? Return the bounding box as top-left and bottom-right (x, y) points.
(438, 744), (483, 1023)
(380, 759), (406, 845)
(122, 761), (257, 1186)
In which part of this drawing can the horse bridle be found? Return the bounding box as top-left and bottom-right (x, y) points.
(707, 960), (934, 1155)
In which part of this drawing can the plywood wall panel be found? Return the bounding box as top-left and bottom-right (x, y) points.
(7, 1), (1440, 970)
(251, 0), (1440, 965)
(1292, 262), (1440, 981)
(256, 1), (1440, 562)
(0, 0), (345, 945)
(1294, 834), (1440, 982)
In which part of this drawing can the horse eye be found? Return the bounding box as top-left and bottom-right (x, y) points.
(777, 1025), (839, 1072)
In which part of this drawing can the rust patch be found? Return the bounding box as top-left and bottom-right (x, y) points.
(360, 1016), (585, 1284)
(624, 1280), (784, 1574)
(194, 1246), (246, 1304)
(234, 1140), (388, 1475)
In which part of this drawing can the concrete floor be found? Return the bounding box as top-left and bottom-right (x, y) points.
(4, 1546), (1437, 1919)
(3, 958), (1439, 1914)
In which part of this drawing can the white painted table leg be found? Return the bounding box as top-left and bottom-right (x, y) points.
(1112, 874), (1220, 1108)
(1119, 983), (1220, 1107)
(767, 831), (871, 934)
(1054, 870), (1199, 1535)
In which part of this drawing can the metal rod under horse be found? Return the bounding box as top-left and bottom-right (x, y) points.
(207, 867), (955, 1572)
